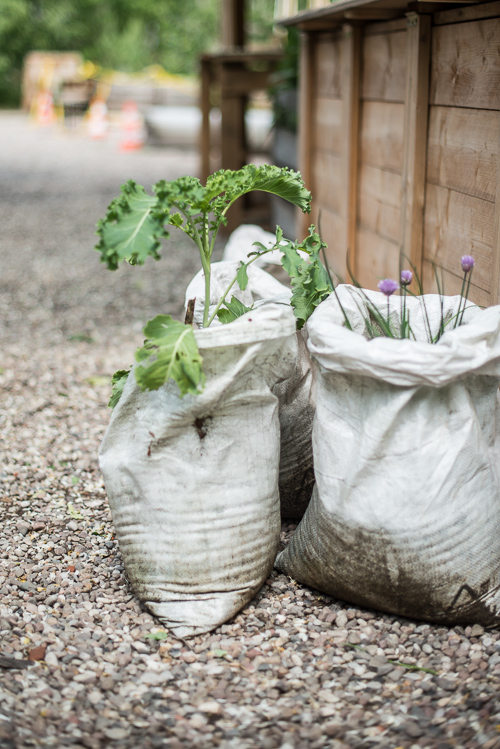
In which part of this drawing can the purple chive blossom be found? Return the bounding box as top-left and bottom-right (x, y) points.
(378, 279), (399, 297)
(400, 270), (413, 286)
(461, 255), (475, 273)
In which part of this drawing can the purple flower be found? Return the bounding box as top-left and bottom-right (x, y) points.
(400, 270), (413, 286)
(377, 279), (399, 297)
(461, 255), (475, 273)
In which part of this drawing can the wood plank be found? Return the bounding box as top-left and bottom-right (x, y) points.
(489, 113), (500, 304)
(312, 150), (343, 213)
(200, 57), (212, 184)
(219, 67), (272, 96)
(423, 183), (494, 291)
(342, 25), (362, 277)
(298, 32), (315, 239)
(426, 106), (498, 202)
(358, 192), (400, 243)
(311, 204), (346, 278)
(358, 164), (401, 244)
(361, 30), (407, 102)
(355, 226), (401, 289)
(422, 261), (491, 307)
(363, 18), (407, 35)
(434, 0), (500, 27)
(359, 101), (405, 172)
(430, 20), (500, 110)
(399, 13), (432, 276)
(313, 97), (343, 153)
(315, 33), (344, 98)
(359, 163), (402, 206)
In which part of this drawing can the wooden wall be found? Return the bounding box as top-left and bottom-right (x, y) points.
(297, 1), (500, 306)
(308, 31), (345, 278)
(356, 20), (406, 287)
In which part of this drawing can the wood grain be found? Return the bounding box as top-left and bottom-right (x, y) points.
(298, 32), (315, 239)
(433, 0), (500, 27)
(358, 164), (401, 242)
(361, 30), (407, 103)
(399, 13), (431, 275)
(422, 261), (491, 307)
(426, 106), (498, 202)
(364, 18), (407, 35)
(313, 97), (343, 154)
(359, 101), (405, 172)
(423, 183), (493, 291)
(312, 150), (343, 214)
(430, 20), (500, 110)
(355, 226), (401, 289)
(315, 33), (344, 99)
(311, 204), (346, 277)
(342, 25), (362, 278)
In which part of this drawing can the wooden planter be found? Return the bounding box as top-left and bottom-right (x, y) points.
(282, 0), (500, 306)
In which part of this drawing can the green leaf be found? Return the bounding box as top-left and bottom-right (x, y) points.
(212, 649), (229, 658)
(96, 181), (167, 270)
(278, 226), (333, 329)
(68, 503), (84, 520)
(144, 631), (169, 640)
(207, 164), (312, 218)
(108, 369), (131, 409)
(216, 296), (252, 324)
(236, 262), (249, 291)
(134, 315), (205, 396)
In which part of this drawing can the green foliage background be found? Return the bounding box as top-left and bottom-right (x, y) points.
(0, 0), (275, 107)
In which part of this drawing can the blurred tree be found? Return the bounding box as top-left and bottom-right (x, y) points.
(0, 0), (276, 107)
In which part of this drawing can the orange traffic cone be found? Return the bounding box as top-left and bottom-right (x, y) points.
(119, 101), (145, 151)
(35, 90), (56, 126)
(88, 97), (109, 139)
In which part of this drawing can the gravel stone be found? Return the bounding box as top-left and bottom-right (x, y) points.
(1, 112), (499, 749)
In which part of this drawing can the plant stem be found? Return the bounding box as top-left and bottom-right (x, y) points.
(206, 246), (276, 327)
(201, 255), (211, 328)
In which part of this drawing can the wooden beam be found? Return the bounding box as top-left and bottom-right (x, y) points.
(399, 12), (431, 280)
(344, 8), (401, 19)
(490, 120), (500, 304)
(341, 24), (362, 278)
(221, 0), (246, 49)
(200, 57), (212, 184)
(297, 32), (316, 239)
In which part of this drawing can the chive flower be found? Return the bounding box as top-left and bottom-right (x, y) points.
(378, 279), (399, 297)
(461, 255), (475, 273)
(400, 270), (412, 286)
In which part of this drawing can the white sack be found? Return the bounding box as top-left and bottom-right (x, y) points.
(276, 285), (500, 625)
(184, 260), (291, 328)
(185, 261), (315, 519)
(100, 304), (297, 638)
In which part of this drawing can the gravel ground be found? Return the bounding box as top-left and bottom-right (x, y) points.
(1, 111), (500, 749)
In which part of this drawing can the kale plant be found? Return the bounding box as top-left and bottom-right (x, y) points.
(96, 165), (312, 404)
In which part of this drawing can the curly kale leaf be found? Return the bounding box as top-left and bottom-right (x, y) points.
(278, 226), (333, 329)
(207, 164), (312, 217)
(216, 296), (253, 324)
(134, 315), (205, 396)
(108, 369), (131, 409)
(96, 181), (168, 269)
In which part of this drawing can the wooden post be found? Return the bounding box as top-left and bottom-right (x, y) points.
(221, 0), (245, 49)
(341, 24), (361, 278)
(297, 32), (315, 239)
(200, 57), (212, 184)
(399, 12), (432, 279)
(490, 123), (500, 304)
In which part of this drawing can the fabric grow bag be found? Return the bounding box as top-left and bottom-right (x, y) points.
(185, 261), (316, 519)
(100, 303), (297, 638)
(276, 286), (500, 626)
